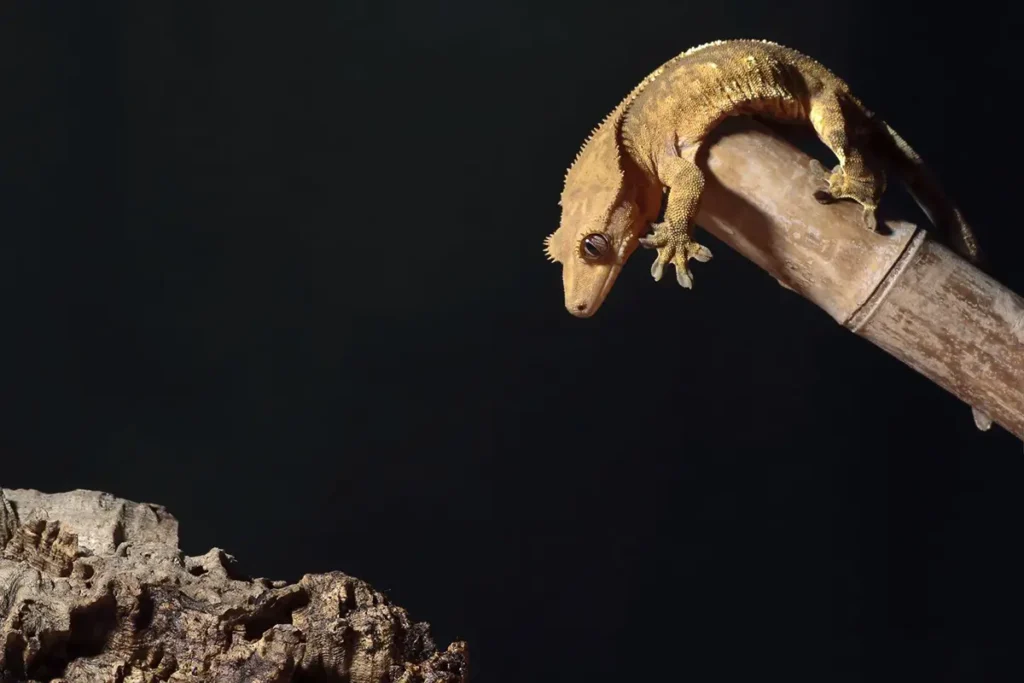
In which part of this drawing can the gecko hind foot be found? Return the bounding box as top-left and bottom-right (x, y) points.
(807, 160), (880, 231)
(638, 223), (712, 289)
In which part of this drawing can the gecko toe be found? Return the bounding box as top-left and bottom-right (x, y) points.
(639, 234), (667, 249)
(972, 407), (993, 432)
(813, 189), (836, 204)
(809, 159), (836, 204)
(672, 247), (704, 289)
(862, 207), (878, 232)
(691, 244), (713, 263)
(649, 241), (676, 282)
(675, 267), (693, 289)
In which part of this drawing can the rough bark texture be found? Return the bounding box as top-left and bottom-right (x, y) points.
(695, 118), (1024, 441)
(0, 488), (468, 683)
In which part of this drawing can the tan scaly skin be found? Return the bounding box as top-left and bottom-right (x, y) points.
(544, 39), (988, 428)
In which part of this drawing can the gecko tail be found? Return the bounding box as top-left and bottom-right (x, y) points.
(877, 121), (983, 266)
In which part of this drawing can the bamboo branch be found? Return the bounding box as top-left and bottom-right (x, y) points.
(694, 118), (1024, 441)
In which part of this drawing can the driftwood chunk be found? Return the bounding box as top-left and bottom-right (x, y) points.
(0, 488), (468, 683)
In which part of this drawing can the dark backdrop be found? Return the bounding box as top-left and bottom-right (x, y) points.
(1, 1), (1022, 680)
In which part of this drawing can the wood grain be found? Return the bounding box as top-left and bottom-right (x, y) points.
(693, 118), (1024, 441)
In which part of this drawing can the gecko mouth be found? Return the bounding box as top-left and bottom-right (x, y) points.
(598, 264), (623, 303)
(576, 260), (623, 317)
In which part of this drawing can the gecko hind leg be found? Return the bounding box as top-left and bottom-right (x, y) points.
(807, 95), (886, 232)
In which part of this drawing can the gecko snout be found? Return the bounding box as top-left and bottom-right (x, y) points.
(569, 300), (594, 318)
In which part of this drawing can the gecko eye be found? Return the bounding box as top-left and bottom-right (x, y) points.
(580, 233), (611, 261)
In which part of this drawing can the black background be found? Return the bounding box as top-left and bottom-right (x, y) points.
(2, 1), (1023, 680)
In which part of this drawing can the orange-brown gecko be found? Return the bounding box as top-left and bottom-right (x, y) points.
(544, 39), (980, 318)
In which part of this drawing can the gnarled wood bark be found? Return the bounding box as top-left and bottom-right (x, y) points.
(0, 488), (468, 683)
(693, 118), (1024, 441)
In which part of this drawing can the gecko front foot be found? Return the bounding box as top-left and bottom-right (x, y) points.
(638, 222), (712, 289)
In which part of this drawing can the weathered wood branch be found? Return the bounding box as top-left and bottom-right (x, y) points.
(693, 118), (1024, 441)
(0, 488), (468, 683)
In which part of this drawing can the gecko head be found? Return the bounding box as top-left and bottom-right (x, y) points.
(545, 111), (653, 317)
(544, 183), (646, 318)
